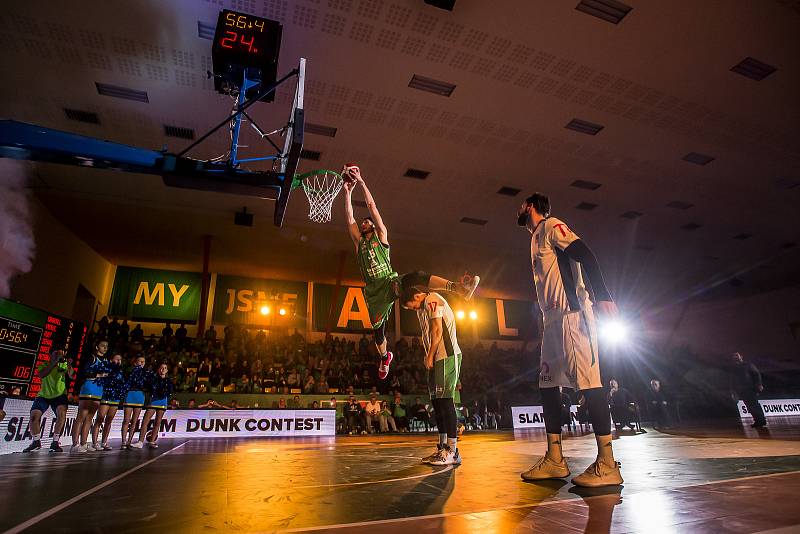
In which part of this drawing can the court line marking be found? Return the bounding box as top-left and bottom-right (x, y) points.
(277, 469), (800, 532)
(2, 440), (190, 534)
(290, 464), (453, 489)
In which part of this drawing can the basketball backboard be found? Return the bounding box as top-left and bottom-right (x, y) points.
(274, 57), (305, 226)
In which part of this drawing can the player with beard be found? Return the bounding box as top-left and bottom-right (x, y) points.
(342, 164), (480, 380)
(517, 192), (623, 487)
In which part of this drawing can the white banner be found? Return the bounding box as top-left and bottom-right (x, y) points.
(512, 405), (581, 429)
(0, 398), (335, 455)
(737, 399), (800, 419)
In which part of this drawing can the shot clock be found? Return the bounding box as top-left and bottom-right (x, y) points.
(212, 10), (283, 102)
(0, 299), (87, 398)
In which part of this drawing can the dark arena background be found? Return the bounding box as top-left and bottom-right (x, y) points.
(1, 1), (799, 533)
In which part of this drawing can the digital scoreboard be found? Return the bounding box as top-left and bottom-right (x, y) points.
(0, 299), (87, 398)
(212, 10), (283, 102)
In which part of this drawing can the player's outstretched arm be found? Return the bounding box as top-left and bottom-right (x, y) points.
(350, 167), (388, 243)
(342, 177), (360, 246)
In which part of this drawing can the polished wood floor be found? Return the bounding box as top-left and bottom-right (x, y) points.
(2, 420), (800, 533)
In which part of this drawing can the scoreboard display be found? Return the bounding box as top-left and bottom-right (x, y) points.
(0, 299), (87, 398)
(211, 9), (283, 101)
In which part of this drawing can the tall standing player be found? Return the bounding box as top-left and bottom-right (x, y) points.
(401, 286), (462, 466)
(517, 193), (623, 487)
(342, 164), (479, 379)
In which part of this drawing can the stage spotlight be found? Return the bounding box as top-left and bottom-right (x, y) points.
(469, 310), (478, 320)
(600, 319), (629, 345)
(456, 310), (465, 320)
(260, 306), (270, 315)
(279, 308), (287, 316)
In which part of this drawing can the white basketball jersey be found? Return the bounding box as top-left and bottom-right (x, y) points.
(417, 292), (461, 361)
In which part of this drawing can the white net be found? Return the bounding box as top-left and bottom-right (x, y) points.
(300, 170), (344, 223)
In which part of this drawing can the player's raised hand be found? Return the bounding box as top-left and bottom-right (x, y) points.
(348, 165), (363, 183)
(594, 300), (618, 317)
(343, 178), (355, 193)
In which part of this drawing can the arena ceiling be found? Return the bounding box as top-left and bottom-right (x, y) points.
(2, 0), (799, 311)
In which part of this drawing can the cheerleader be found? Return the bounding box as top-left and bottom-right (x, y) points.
(91, 352), (125, 450)
(138, 362), (174, 448)
(121, 355), (148, 449)
(71, 340), (110, 453)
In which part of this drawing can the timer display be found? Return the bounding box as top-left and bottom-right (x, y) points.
(0, 300), (87, 398)
(211, 10), (283, 101)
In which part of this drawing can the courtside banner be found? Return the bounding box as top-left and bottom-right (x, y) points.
(737, 399), (800, 419)
(1, 399), (335, 455)
(512, 405), (580, 429)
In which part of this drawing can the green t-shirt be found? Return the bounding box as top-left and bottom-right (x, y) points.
(37, 361), (69, 399)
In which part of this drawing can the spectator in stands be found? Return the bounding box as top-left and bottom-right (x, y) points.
(647, 379), (671, 428)
(277, 397), (287, 409)
(108, 318), (120, 342)
(469, 400), (482, 429)
(287, 368), (299, 389)
(288, 395), (301, 408)
(175, 323), (188, 349)
(210, 358), (223, 391)
(410, 397), (431, 432)
(170, 399), (180, 409)
(182, 369), (197, 392)
(364, 393), (381, 433)
(197, 357), (211, 385)
(311, 400), (319, 409)
(188, 399), (197, 409)
(379, 400), (398, 432)
(237, 374), (251, 393)
(730, 352), (767, 428)
(119, 319), (130, 343)
(348, 396), (366, 435)
(303, 370), (315, 394)
(204, 325), (217, 342)
(130, 323), (144, 341)
(162, 323), (174, 339)
(608, 378), (637, 430)
(392, 394), (408, 431)
(10, 386), (22, 397)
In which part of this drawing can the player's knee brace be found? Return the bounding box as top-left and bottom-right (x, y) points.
(583, 387), (612, 436)
(540, 387), (563, 434)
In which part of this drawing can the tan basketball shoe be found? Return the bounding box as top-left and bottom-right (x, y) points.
(571, 459), (623, 487)
(521, 455), (571, 481)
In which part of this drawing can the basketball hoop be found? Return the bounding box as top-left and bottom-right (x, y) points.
(293, 169), (344, 223)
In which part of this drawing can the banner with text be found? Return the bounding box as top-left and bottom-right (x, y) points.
(109, 267), (202, 323)
(312, 283), (396, 334)
(400, 296), (537, 340)
(738, 399), (800, 419)
(1, 398), (335, 454)
(212, 275), (307, 327)
(512, 405), (581, 429)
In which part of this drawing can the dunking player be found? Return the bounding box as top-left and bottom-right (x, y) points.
(401, 286), (462, 466)
(517, 193), (623, 487)
(342, 164), (479, 379)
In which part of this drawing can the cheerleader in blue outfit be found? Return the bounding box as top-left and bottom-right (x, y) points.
(138, 362), (174, 448)
(92, 353), (126, 450)
(71, 340), (110, 453)
(121, 355), (149, 449)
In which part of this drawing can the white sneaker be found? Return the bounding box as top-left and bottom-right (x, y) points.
(86, 444), (96, 452)
(77, 444), (89, 453)
(521, 455), (571, 481)
(429, 446), (458, 466)
(462, 275), (480, 301)
(421, 445), (443, 464)
(130, 440), (144, 449)
(70, 444), (81, 453)
(101, 443), (113, 451)
(149, 442), (159, 449)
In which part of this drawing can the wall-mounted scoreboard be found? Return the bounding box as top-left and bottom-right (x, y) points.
(0, 299), (87, 398)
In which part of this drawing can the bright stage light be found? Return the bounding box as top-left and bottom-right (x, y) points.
(279, 308), (287, 316)
(260, 306), (270, 315)
(456, 310), (465, 320)
(600, 319), (629, 345)
(469, 310), (478, 320)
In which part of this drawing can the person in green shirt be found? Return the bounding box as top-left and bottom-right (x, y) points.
(342, 165), (480, 381)
(23, 349), (75, 453)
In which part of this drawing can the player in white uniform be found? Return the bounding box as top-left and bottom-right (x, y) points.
(517, 193), (623, 487)
(401, 288), (462, 466)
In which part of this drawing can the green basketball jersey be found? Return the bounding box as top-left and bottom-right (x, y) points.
(357, 233), (393, 283)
